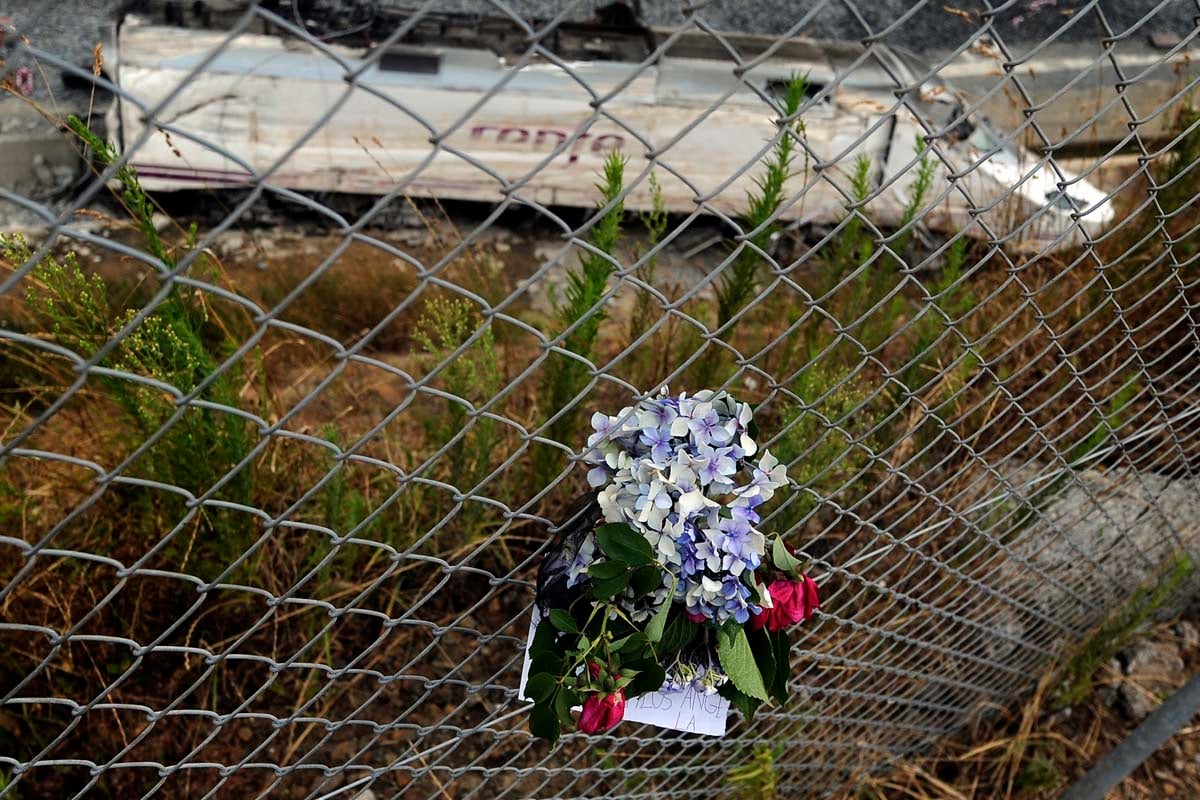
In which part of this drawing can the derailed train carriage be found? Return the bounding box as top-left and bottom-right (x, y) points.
(106, 6), (1115, 252)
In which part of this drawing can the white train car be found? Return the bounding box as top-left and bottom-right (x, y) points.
(106, 13), (1115, 252)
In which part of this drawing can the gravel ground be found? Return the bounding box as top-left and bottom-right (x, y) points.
(2, 0), (1195, 86)
(427, 0), (1199, 50)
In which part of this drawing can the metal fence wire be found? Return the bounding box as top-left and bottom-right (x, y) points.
(2, 0), (1200, 797)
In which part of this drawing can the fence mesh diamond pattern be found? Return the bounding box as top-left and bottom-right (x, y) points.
(2, 0), (1200, 798)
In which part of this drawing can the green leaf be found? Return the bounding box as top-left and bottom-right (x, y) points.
(719, 681), (763, 723)
(588, 560), (628, 581)
(526, 672), (556, 704)
(717, 623), (770, 701)
(530, 619), (558, 659)
(614, 632), (650, 656)
(644, 609), (667, 644)
(630, 564), (662, 596)
(529, 703), (561, 743)
(592, 571), (631, 600)
(658, 610), (698, 654)
(554, 687), (580, 725)
(748, 627), (776, 700)
(530, 652), (562, 677)
(772, 535), (803, 577)
(603, 616), (637, 640)
(645, 576), (678, 644)
(645, 598), (673, 644)
(548, 608), (579, 634)
(595, 522), (655, 566)
(627, 660), (667, 697)
(743, 572), (766, 606)
(769, 631), (792, 706)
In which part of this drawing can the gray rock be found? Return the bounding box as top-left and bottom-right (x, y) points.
(214, 231), (248, 258)
(997, 465), (1200, 625)
(6, 0), (1200, 73)
(979, 608), (1027, 663)
(1097, 685), (1120, 709)
(1117, 639), (1185, 720)
(391, 0), (1200, 51)
(30, 154), (55, 187)
(1175, 621), (1199, 651)
(1119, 683), (1161, 721)
(1121, 639), (1185, 680)
(1095, 658), (1123, 709)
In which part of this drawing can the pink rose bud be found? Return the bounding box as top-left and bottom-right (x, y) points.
(686, 611), (707, 624)
(577, 690), (625, 734)
(750, 575), (820, 632)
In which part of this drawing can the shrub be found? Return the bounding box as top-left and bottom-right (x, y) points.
(413, 295), (503, 496)
(699, 73), (808, 386)
(9, 116), (257, 572)
(901, 232), (975, 393)
(535, 150), (627, 482)
(768, 366), (880, 536)
(827, 153), (876, 289)
(626, 172), (669, 353)
(726, 743), (781, 800)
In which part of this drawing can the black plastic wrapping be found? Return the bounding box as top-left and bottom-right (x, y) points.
(535, 493), (602, 614)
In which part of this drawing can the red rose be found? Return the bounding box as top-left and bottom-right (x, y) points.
(750, 575), (819, 632)
(578, 690), (625, 734)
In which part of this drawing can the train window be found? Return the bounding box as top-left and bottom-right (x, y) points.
(944, 103), (977, 144)
(1045, 190), (1085, 212)
(766, 78), (829, 107)
(949, 119), (976, 143)
(380, 48), (441, 74)
(968, 121), (1009, 153)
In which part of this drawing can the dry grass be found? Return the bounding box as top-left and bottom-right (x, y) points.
(840, 612), (1200, 800)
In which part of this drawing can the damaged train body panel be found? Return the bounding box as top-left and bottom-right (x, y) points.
(108, 15), (1115, 252)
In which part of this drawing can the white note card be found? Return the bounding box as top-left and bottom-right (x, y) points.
(518, 609), (729, 737)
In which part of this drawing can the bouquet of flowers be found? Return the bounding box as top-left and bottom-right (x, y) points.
(527, 389), (820, 742)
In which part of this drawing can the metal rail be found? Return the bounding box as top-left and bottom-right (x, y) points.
(1061, 669), (1200, 800)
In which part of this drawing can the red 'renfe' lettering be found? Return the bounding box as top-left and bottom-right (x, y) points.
(471, 125), (625, 163)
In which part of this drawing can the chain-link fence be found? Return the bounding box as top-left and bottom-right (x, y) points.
(2, 0), (1200, 797)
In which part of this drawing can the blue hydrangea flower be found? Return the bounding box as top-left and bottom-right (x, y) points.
(639, 425), (673, 465)
(695, 443), (738, 490)
(685, 406), (735, 447)
(581, 388), (787, 623)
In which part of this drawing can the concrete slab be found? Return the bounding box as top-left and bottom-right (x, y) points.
(0, 103), (77, 196)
